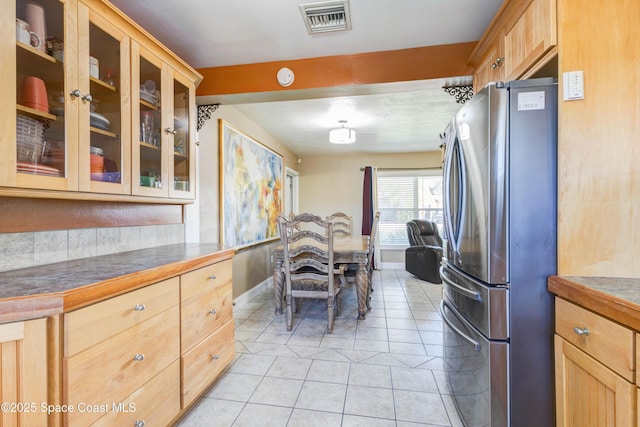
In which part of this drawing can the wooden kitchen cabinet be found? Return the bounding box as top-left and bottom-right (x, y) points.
(502, 0), (556, 80)
(554, 298), (636, 426)
(64, 278), (181, 426)
(180, 261), (235, 409)
(0, 318), (48, 426)
(472, 35), (504, 93)
(2, 0), (200, 202)
(131, 41), (196, 199)
(469, 0), (557, 92)
(53, 250), (236, 425)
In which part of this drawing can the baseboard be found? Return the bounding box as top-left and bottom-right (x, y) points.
(380, 262), (404, 270)
(234, 276), (272, 308)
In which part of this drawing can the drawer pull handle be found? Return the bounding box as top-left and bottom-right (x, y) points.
(209, 274), (217, 280)
(211, 355), (220, 361)
(134, 304), (146, 311)
(573, 327), (590, 336)
(209, 309), (217, 315)
(133, 353), (145, 361)
(134, 420), (146, 427)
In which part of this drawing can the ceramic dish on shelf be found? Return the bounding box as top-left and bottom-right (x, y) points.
(17, 161), (61, 177)
(89, 112), (110, 131)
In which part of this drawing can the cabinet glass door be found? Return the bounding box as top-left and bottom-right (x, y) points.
(133, 44), (167, 197)
(15, 0), (73, 190)
(171, 77), (192, 196)
(79, 8), (129, 194)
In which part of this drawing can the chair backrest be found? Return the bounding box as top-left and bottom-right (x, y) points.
(407, 219), (442, 247)
(278, 213), (335, 293)
(326, 212), (352, 237)
(367, 211), (381, 267)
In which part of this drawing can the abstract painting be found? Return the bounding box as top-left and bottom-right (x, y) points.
(219, 120), (283, 248)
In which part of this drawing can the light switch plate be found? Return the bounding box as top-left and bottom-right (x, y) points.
(563, 71), (584, 100)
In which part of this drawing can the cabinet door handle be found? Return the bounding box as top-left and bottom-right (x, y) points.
(134, 420), (146, 427)
(164, 127), (177, 135)
(133, 353), (145, 361)
(209, 309), (217, 315)
(134, 304), (146, 311)
(209, 274), (217, 280)
(81, 93), (93, 102)
(211, 355), (220, 361)
(573, 327), (590, 336)
(70, 89), (81, 98)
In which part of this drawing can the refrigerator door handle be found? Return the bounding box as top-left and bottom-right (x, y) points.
(440, 266), (482, 301)
(442, 132), (461, 251)
(440, 300), (482, 351)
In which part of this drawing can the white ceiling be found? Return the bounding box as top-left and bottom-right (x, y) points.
(110, 0), (503, 155)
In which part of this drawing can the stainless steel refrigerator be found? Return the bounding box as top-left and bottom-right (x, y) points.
(440, 78), (557, 427)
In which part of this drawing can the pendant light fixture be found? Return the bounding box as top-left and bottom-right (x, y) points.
(329, 120), (356, 144)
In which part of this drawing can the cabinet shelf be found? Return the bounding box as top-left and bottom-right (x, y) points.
(90, 126), (117, 138)
(90, 76), (117, 92)
(140, 99), (158, 110)
(16, 104), (57, 121)
(140, 141), (160, 150)
(16, 41), (57, 64)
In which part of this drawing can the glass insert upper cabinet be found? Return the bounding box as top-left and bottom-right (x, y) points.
(78, 3), (130, 194)
(132, 41), (196, 199)
(3, 0), (198, 200)
(169, 72), (195, 198)
(132, 43), (166, 197)
(10, 0), (75, 191)
(6, 0), (130, 194)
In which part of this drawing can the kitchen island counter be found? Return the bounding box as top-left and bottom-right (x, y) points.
(0, 243), (233, 322)
(548, 275), (640, 330)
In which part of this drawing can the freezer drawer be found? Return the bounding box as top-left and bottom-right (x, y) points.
(441, 299), (508, 427)
(440, 263), (508, 340)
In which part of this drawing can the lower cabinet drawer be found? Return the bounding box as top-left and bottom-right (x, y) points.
(91, 359), (181, 427)
(65, 306), (180, 426)
(65, 277), (179, 357)
(181, 260), (232, 302)
(555, 298), (634, 381)
(181, 319), (235, 408)
(181, 283), (233, 353)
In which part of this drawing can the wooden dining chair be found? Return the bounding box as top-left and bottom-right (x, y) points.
(278, 213), (345, 333)
(326, 212), (352, 237)
(365, 211), (381, 308)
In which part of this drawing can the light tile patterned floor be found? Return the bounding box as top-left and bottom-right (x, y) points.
(176, 269), (463, 427)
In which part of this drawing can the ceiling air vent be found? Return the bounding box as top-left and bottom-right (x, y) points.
(299, 1), (352, 34)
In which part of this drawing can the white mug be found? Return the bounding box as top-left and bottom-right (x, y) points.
(16, 19), (40, 49)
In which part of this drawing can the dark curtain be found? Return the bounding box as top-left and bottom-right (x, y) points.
(362, 166), (373, 235)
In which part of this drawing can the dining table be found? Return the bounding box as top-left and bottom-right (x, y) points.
(272, 235), (371, 320)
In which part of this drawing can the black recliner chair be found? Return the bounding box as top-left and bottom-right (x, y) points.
(405, 219), (443, 283)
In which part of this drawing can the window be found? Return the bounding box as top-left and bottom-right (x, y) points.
(377, 169), (443, 247)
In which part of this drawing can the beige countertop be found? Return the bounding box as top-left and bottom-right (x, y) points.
(0, 243), (233, 323)
(548, 276), (640, 331)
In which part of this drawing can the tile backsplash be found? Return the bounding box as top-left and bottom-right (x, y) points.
(0, 224), (185, 272)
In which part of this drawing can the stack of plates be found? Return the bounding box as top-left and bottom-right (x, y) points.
(90, 112), (110, 131)
(140, 91), (158, 106)
(17, 161), (61, 177)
